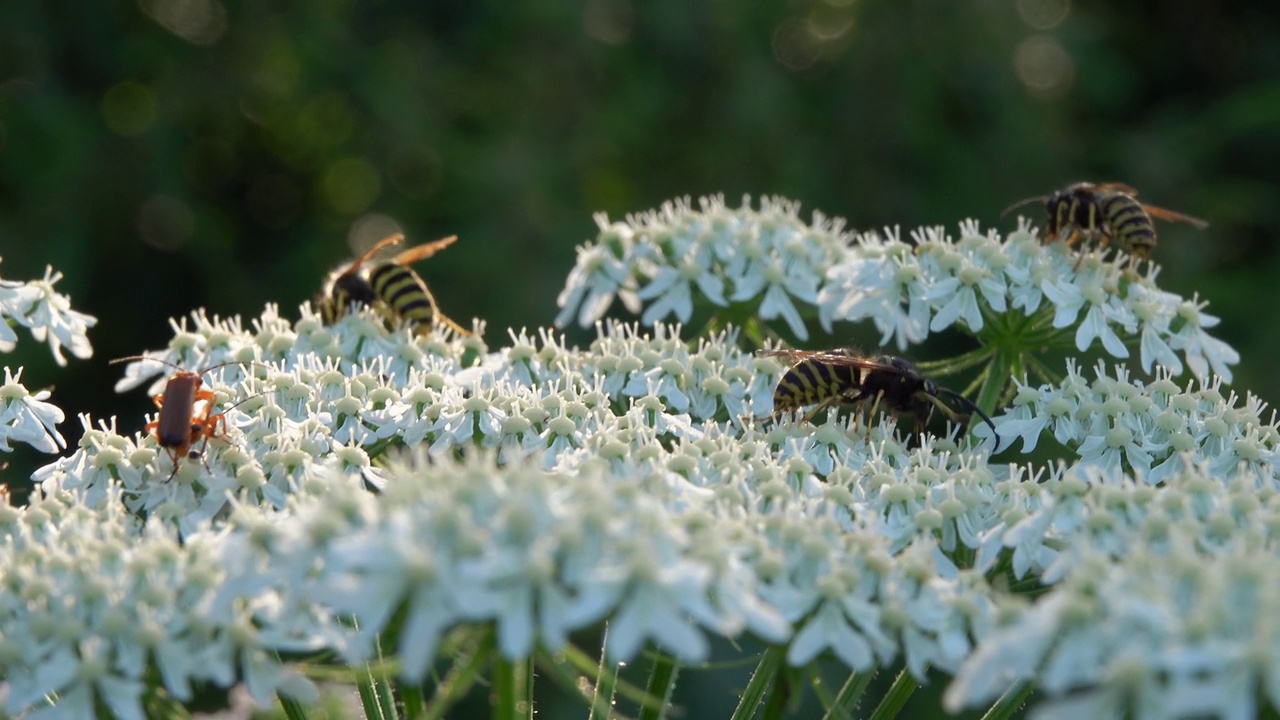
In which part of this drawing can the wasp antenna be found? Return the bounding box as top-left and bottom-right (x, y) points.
(1000, 195), (1046, 219)
(937, 388), (1001, 453)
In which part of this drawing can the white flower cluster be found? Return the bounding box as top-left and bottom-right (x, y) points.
(38, 305), (484, 534)
(0, 263), (93, 455)
(19, 303), (1013, 711)
(556, 195), (851, 340)
(0, 484), (316, 720)
(0, 264), (96, 365)
(947, 465), (1280, 719)
(988, 360), (1278, 483)
(3, 196), (1268, 717)
(558, 200), (1238, 382)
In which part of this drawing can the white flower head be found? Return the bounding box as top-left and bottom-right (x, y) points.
(0, 265), (96, 364)
(817, 218), (1236, 382)
(558, 196), (849, 339)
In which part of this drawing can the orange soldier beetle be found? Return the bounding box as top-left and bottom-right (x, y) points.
(110, 356), (265, 480)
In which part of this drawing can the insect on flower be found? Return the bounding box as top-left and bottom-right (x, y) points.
(1002, 182), (1208, 268)
(111, 356), (262, 480)
(318, 232), (471, 336)
(760, 348), (999, 450)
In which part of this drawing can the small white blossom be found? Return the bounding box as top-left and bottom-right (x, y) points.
(0, 367), (65, 452)
(0, 266), (96, 365)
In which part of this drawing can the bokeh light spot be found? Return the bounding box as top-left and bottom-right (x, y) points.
(102, 81), (156, 136)
(248, 174), (302, 229)
(321, 158), (382, 215)
(1013, 35), (1074, 99)
(349, 214), (404, 257)
(773, 17), (822, 71)
(137, 194), (195, 251)
(137, 0), (229, 45)
(246, 45), (301, 105)
(1016, 0), (1071, 30)
(805, 6), (855, 44)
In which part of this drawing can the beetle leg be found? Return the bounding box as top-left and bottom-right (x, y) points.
(205, 413), (229, 442)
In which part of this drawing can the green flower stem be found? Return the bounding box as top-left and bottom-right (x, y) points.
(915, 344), (996, 378)
(639, 651), (681, 720)
(559, 638), (660, 715)
(358, 631), (398, 720)
(866, 666), (918, 720)
(279, 694), (311, 720)
(759, 664), (796, 720)
(492, 654), (532, 720)
(979, 681), (1034, 720)
(967, 304), (1079, 415)
(400, 686), (425, 720)
(820, 669), (874, 720)
(730, 647), (786, 720)
(975, 348), (1018, 418)
(357, 674), (395, 720)
(423, 628), (495, 720)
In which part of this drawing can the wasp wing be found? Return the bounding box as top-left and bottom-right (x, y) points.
(335, 233), (407, 279)
(1141, 204), (1209, 229)
(1091, 181), (1140, 196)
(391, 235), (459, 265)
(757, 348), (893, 372)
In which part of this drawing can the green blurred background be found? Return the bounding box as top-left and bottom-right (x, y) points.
(2, 0), (1279, 468)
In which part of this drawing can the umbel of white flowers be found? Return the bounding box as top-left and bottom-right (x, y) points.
(557, 195), (1237, 381)
(2, 196), (1274, 720)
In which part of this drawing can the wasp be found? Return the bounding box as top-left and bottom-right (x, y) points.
(318, 232), (471, 336)
(1002, 182), (1207, 267)
(760, 348), (999, 450)
(111, 356), (258, 480)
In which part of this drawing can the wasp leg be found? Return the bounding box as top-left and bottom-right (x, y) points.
(800, 395), (845, 425)
(431, 312), (473, 338)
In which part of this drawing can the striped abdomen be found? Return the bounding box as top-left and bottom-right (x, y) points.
(1098, 192), (1156, 257)
(773, 360), (862, 414)
(369, 263), (439, 328)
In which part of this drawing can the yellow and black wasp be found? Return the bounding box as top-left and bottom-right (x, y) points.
(318, 233), (471, 336)
(760, 348), (999, 450)
(1002, 181), (1208, 267)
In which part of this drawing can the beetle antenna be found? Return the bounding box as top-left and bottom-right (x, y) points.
(110, 354), (183, 372)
